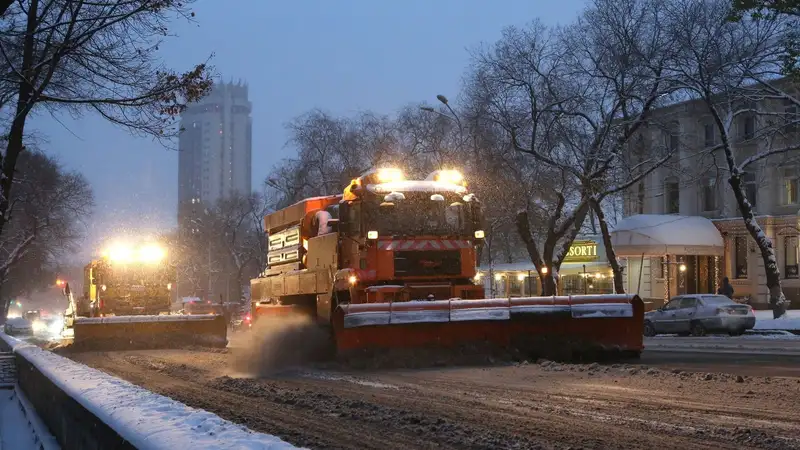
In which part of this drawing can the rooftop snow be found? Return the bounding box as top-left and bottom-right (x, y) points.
(0, 332), (297, 450)
(610, 214), (724, 256)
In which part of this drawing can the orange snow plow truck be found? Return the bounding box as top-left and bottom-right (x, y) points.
(251, 168), (644, 359)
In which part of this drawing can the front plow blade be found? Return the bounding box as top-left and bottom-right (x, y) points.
(333, 295), (644, 361)
(70, 315), (228, 350)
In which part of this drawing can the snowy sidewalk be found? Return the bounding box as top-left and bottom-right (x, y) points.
(753, 310), (800, 333)
(0, 388), (59, 450)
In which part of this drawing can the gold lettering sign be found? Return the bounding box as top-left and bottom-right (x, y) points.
(564, 241), (598, 262)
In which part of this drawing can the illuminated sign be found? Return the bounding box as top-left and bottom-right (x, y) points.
(564, 240), (598, 262)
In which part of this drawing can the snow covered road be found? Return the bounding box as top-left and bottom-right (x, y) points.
(64, 346), (800, 450)
(645, 334), (800, 354)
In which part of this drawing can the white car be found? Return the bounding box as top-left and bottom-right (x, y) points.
(644, 294), (756, 337)
(4, 317), (33, 336)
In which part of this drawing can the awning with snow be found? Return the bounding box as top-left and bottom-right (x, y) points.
(610, 214), (724, 257)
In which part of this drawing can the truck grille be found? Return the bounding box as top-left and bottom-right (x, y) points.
(394, 250), (461, 277)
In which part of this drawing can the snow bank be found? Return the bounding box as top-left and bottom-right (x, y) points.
(2, 333), (297, 450)
(753, 310), (800, 331)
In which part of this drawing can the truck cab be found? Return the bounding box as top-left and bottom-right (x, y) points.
(251, 168), (485, 325)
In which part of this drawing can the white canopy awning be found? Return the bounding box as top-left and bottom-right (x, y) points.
(610, 214), (724, 257)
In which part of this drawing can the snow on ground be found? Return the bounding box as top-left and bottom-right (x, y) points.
(754, 309), (800, 331)
(297, 371), (399, 390)
(0, 388), (60, 450)
(0, 333), (298, 450)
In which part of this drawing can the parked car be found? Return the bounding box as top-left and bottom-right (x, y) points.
(644, 294), (756, 337)
(4, 317), (33, 336)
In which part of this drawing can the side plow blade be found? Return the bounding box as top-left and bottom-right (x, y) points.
(333, 295), (644, 361)
(70, 315), (228, 350)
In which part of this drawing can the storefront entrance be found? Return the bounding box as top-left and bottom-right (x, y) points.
(678, 255), (718, 295)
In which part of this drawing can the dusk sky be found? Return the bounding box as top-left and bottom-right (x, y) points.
(30, 0), (586, 260)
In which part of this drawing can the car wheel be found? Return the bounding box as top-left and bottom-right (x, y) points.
(690, 321), (706, 337)
(643, 321), (656, 337)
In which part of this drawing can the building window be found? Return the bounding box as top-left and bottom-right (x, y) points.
(782, 168), (799, 205)
(637, 183), (645, 214)
(785, 236), (799, 279)
(785, 98), (798, 133)
(740, 115), (755, 140)
(743, 171), (757, 208)
(664, 177), (679, 214)
(663, 122), (679, 152)
(735, 236), (748, 279)
(704, 122), (715, 147)
(702, 177), (717, 212)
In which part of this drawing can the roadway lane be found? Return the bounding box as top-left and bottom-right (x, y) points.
(643, 335), (800, 377)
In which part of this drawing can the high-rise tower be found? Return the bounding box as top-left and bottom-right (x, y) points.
(178, 81), (252, 226)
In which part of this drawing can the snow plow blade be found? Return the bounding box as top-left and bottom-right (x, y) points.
(333, 294), (644, 360)
(69, 315), (228, 350)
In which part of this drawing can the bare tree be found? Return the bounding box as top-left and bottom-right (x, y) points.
(466, 1), (675, 295)
(0, 0), (212, 248)
(173, 192), (267, 304)
(730, 0), (800, 78)
(664, 0), (799, 317)
(0, 150), (91, 320)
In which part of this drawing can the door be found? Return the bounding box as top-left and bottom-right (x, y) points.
(653, 297), (682, 333)
(673, 296), (698, 333)
(685, 256), (698, 294)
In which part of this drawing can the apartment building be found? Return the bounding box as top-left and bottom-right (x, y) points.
(615, 83), (799, 308)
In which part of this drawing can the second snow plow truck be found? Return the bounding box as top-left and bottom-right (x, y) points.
(63, 241), (227, 349)
(251, 168), (644, 360)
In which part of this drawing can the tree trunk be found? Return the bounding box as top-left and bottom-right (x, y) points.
(516, 211), (558, 296)
(539, 273), (557, 296)
(590, 198), (624, 294)
(0, 0), (38, 239)
(729, 172), (787, 318)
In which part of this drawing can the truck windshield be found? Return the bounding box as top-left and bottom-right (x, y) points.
(364, 191), (475, 237)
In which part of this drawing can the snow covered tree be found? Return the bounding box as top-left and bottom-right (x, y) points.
(666, 0), (800, 318)
(0, 0), (212, 252)
(0, 150), (91, 320)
